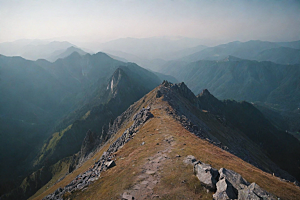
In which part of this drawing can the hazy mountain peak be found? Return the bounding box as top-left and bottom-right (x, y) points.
(222, 55), (243, 62)
(65, 51), (82, 59)
(199, 89), (211, 96)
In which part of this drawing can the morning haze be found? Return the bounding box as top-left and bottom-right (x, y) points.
(0, 0), (299, 50)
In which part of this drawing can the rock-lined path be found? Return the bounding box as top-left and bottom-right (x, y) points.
(43, 107), (153, 200)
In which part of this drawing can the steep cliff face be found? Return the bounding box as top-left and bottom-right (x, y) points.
(31, 82), (300, 200)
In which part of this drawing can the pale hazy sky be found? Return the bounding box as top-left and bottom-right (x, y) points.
(1, 0), (300, 46)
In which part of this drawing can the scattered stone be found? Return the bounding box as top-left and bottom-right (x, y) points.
(133, 185), (141, 190)
(183, 155), (197, 165)
(122, 192), (134, 200)
(141, 142), (145, 145)
(141, 180), (149, 185)
(176, 154), (181, 157)
(105, 160), (116, 169)
(146, 170), (156, 175)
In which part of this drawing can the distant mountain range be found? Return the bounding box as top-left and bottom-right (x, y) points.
(180, 40), (300, 65)
(0, 40), (93, 62)
(97, 36), (206, 60)
(1, 37), (300, 200)
(98, 39), (300, 71)
(160, 56), (300, 111)
(47, 46), (87, 62)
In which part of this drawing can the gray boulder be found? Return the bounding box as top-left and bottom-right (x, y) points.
(238, 182), (276, 200)
(213, 168), (249, 200)
(105, 160), (116, 169)
(213, 178), (238, 200)
(194, 163), (219, 191)
(218, 168), (249, 190)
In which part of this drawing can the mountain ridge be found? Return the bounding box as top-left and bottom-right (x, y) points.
(29, 81), (300, 200)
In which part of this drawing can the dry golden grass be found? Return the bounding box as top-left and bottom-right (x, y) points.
(74, 104), (300, 200)
(30, 89), (157, 200)
(31, 87), (300, 200)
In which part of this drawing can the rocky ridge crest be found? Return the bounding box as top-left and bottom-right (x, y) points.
(43, 107), (154, 200)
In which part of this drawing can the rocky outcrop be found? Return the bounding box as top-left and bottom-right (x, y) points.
(213, 168), (250, 200)
(194, 162), (219, 191)
(238, 182), (275, 200)
(185, 155), (277, 200)
(158, 82), (229, 151)
(43, 107), (154, 200)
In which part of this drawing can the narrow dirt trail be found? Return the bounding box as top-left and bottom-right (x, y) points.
(122, 112), (176, 200)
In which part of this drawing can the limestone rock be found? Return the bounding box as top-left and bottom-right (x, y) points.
(194, 163), (219, 191)
(218, 168), (249, 190)
(105, 160), (116, 169)
(213, 178), (238, 200)
(238, 182), (277, 200)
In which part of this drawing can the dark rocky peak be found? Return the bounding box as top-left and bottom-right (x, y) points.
(199, 89), (211, 97)
(221, 55), (243, 62)
(174, 82), (197, 102)
(161, 81), (197, 103)
(161, 80), (172, 87)
(197, 89), (224, 114)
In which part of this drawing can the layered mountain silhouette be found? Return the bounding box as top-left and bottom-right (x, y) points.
(180, 40), (300, 65)
(47, 46), (88, 62)
(21, 81), (300, 200)
(1, 38), (300, 200)
(0, 40), (76, 61)
(0, 52), (163, 198)
(103, 39), (300, 71)
(160, 57), (300, 112)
